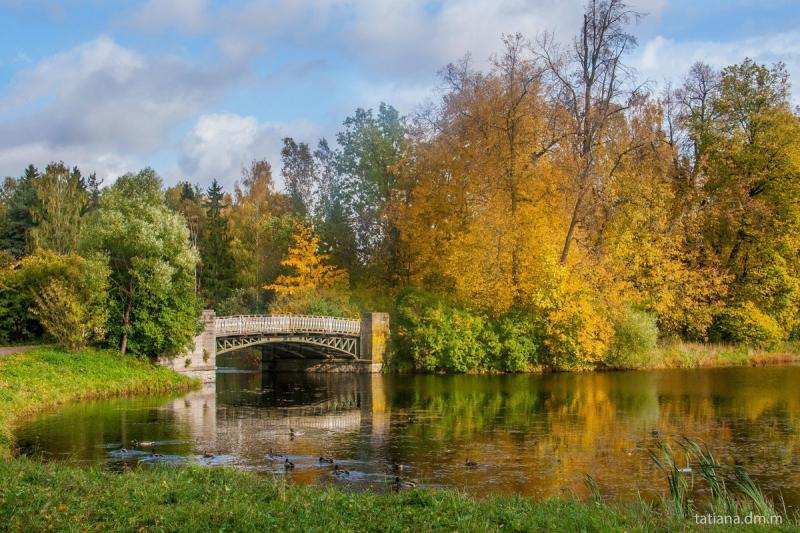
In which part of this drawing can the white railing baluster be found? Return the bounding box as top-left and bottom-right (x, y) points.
(215, 313), (361, 336)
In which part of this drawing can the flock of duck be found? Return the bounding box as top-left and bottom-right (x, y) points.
(110, 429), (484, 492)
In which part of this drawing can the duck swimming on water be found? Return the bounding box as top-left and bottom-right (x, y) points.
(391, 476), (416, 491)
(284, 458), (295, 470)
(319, 456), (334, 464)
(333, 464), (350, 477)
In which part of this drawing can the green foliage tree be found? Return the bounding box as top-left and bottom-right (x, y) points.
(0, 250), (109, 345)
(200, 179), (236, 306)
(0, 165), (39, 258)
(32, 278), (108, 350)
(281, 137), (315, 217)
(29, 162), (88, 254)
(79, 168), (199, 357)
(334, 103), (406, 281)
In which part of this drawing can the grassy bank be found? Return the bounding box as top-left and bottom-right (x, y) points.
(0, 459), (791, 532)
(0, 347), (197, 457)
(640, 341), (800, 370)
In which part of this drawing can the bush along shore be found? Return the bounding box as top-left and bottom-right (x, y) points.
(0, 347), (198, 457)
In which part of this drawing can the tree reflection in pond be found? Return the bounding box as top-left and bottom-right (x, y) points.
(15, 365), (800, 509)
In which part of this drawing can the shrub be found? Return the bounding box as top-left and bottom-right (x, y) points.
(489, 312), (539, 372)
(0, 250), (109, 346)
(32, 279), (107, 350)
(393, 289), (488, 372)
(605, 308), (659, 369)
(393, 290), (539, 373)
(709, 301), (785, 350)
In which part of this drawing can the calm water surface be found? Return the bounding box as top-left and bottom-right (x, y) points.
(15, 365), (800, 507)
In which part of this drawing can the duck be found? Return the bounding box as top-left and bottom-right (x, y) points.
(465, 459), (478, 468)
(391, 462), (407, 474)
(391, 476), (416, 491)
(319, 456), (335, 464)
(202, 452), (215, 459)
(333, 464), (350, 477)
(284, 458), (295, 470)
(267, 449), (285, 461)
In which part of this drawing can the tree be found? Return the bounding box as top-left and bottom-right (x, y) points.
(79, 168), (199, 357)
(281, 137), (315, 216)
(199, 179), (236, 306)
(537, 0), (643, 263)
(266, 223), (347, 298)
(29, 162), (88, 254)
(227, 160), (294, 312)
(335, 103), (407, 281)
(312, 139), (358, 271)
(0, 165), (39, 257)
(0, 250), (109, 346)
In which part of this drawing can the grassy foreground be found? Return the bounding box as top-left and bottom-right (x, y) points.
(0, 347), (197, 457)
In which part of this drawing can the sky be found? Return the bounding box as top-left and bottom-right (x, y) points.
(0, 0), (799, 191)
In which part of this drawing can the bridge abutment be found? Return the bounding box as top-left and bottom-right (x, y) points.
(158, 309), (217, 383)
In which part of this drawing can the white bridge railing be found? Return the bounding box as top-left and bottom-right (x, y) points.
(214, 315), (361, 337)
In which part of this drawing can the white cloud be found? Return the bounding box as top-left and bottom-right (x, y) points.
(0, 36), (248, 180)
(130, 0), (209, 34)
(634, 30), (800, 102)
(179, 113), (320, 189)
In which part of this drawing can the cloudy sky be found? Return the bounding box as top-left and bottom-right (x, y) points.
(1, 0), (799, 190)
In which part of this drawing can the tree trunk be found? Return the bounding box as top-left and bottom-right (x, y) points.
(120, 299), (132, 355)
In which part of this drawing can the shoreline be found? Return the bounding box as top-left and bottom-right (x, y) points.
(0, 347), (198, 458)
(1, 346), (795, 531)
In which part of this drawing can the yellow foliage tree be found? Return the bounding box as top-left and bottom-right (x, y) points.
(266, 224), (348, 297)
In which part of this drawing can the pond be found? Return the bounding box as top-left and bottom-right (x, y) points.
(15, 365), (800, 508)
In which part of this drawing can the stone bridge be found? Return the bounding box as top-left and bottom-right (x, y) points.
(160, 311), (389, 382)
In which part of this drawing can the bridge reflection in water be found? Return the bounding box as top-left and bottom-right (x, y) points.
(165, 370), (390, 466)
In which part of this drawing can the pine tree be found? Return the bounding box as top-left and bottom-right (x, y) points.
(0, 165), (40, 257)
(200, 179), (236, 306)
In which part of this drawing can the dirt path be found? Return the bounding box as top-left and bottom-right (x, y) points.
(0, 345), (48, 356)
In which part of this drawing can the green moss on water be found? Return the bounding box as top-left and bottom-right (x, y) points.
(0, 347), (197, 457)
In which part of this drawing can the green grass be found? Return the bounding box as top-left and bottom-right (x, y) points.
(1, 459), (794, 532)
(0, 346), (198, 457)
(645, 341), (800, 370)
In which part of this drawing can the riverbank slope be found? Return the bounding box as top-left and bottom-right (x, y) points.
(0, 347), (198, 457)
(3, 458), (786, 532)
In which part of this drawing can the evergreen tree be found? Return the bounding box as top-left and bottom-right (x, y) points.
(200, 179), (236, 307)
(0, 165), (39, 257)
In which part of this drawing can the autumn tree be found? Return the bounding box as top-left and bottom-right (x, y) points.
(226, 160), (294, 312)
(266, 223), (347, 297)
(537, 0), (643, 264)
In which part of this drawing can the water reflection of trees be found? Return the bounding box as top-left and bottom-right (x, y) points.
(16, 366), (800, 506)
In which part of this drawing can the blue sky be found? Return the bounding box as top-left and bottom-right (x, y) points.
(1, 0), (799, 190)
